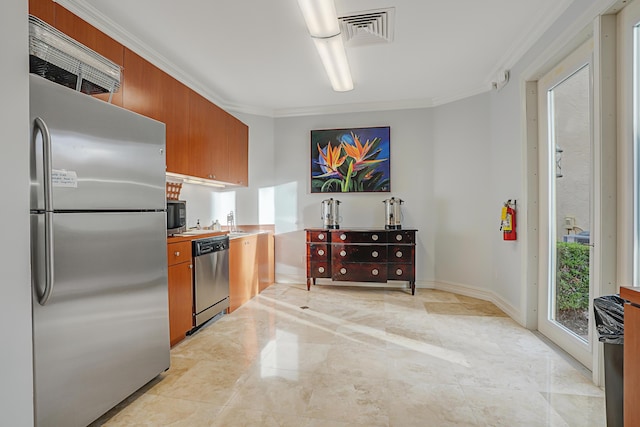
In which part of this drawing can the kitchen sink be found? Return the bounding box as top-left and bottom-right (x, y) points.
(180, 229), (220, 236)
(228, 231), (254, 238)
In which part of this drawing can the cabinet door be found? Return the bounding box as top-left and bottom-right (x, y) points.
(227, 115), (248, 186)
(229, 236), (258, 312)
(29, 0), (55, 25)
(188, 91), (229, 181)
(168, 262), (193, 347)
(123, 49), (190, 175)
(258, 232), (274, 292)
(54, 5), (124, 106)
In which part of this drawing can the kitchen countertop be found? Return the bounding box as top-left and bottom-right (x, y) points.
(167, 230), (266, 243)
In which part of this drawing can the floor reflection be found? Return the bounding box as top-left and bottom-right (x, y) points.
(91, 283), (604, 427)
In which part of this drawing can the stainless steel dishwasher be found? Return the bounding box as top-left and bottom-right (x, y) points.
(191, 235), (230, 329)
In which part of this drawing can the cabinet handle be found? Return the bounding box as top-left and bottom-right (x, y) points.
(318, 233), (325, 240)
(340, 234), (346, 240)
(372, 250), (378, 257)
(189, 264), (193, 269)
(175, 251), (180, 257)
(318, 267), (325, 273)
(396, 251), (403, 258)
(340, 250), (346, 257)
(318, 249), (325, 256)
(396, 268), (403, 275)
(396, 234), (403, 241)
(340, 267), (347, 274)
(372, 234), (378, 241)
(372, 269), (379, 276)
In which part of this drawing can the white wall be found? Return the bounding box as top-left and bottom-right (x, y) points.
(1, 0), (34, 425)
(432, 93), (494, 294)
(272, 109), (436, 284)
(488, 0), (608, 324)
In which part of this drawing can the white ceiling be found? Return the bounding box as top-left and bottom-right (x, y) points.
(63, 0), (574, 117)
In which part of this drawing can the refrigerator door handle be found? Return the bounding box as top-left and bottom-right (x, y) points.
(33, 117), (55, 305)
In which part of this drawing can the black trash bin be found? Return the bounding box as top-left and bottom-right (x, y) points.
(593, 295), (625, 427)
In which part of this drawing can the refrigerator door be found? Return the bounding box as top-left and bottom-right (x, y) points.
(31, 211), (169, 427)
(29, 74), (166, 212)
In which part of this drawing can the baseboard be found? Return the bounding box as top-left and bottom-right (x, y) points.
(273, 275), (523, 326)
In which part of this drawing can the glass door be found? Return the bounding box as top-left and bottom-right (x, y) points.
(538, 41), (594, 368)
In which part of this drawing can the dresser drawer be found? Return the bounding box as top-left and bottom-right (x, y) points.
(167, 241), (192, 266)
(388, 230), (415, 244)
(307, 230), (330, 243)
(388, 245), (415, 263)
(332, 262), (387, 282)
(331, 230), (387, 244)
(387, 263), (415, 281)
(307, 243), (330, 261)
(308, 261), (331, 278)
(331, 244), (387, 263)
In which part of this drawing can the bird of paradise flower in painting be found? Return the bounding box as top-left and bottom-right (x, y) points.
(311, 127), (390, 193)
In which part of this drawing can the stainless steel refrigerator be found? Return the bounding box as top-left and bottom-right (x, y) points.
(29, 74), (170, 427)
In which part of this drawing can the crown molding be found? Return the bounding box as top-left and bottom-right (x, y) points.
(53, 0), (548, 119)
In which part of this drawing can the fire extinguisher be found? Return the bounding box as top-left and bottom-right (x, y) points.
(500, 200), (517, 241)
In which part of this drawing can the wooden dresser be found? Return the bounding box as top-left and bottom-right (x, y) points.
(305, 228), (417, 294)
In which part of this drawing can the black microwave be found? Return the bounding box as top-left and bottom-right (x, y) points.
(166, 200), (186, 236)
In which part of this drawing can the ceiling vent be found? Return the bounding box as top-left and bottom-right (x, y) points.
(338, 8), (395, 47)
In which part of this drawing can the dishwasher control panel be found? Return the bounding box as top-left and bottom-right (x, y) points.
(193, 235), (229, 256)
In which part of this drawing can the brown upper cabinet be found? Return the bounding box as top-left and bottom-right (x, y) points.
(188, 91), (230, 182)
(29, 0), (55, 25)
(123, 49), (190, 176)
(227, 115), (249, 186)
(28, 1), (249, 187)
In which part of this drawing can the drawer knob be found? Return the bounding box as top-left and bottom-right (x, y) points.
(372, 234), (379, 241)
(396, 234), (403, 241)
(396, 268), (403, 275)
(340, 267), (347, 274)
(340, 250), (346, 257)
(318, 249), (325, 256)
(372, 268), (379, 276)
(340, 234), (346, 240)
(396, 251), (403, 258)
(318, 233), (325, 240)
(372, 250), (378, 257)
(318, 267), (325, 273)
(175, 251), (180, 257)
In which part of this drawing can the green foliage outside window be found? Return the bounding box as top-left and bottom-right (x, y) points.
(556, 242), (590, 311)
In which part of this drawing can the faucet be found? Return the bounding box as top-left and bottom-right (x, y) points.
(227, 211), (236, 232)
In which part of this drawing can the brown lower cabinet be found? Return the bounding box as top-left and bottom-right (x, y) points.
(229, 232), (274, 313)
(167, 240), (193, 347)
(229, 235), (258, 313)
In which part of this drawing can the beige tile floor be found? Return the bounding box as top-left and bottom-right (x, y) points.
(91, 283), (605, 426)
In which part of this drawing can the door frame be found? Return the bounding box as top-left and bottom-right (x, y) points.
(523, 14), (618, 385)
(537, 40), (594, 370)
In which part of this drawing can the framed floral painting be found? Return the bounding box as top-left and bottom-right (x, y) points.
(310, 126), (390, 193)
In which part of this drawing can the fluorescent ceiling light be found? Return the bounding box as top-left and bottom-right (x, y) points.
(297, 0), (340, 37)
(313, 35), (353, 92)
(297, 0), (353, 92)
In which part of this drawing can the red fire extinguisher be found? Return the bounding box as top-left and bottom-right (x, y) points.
(500, 200), (517, 241)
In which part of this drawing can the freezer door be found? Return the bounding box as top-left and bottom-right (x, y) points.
(29, 74), (166, 211)
(31, 211), (169, 427)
